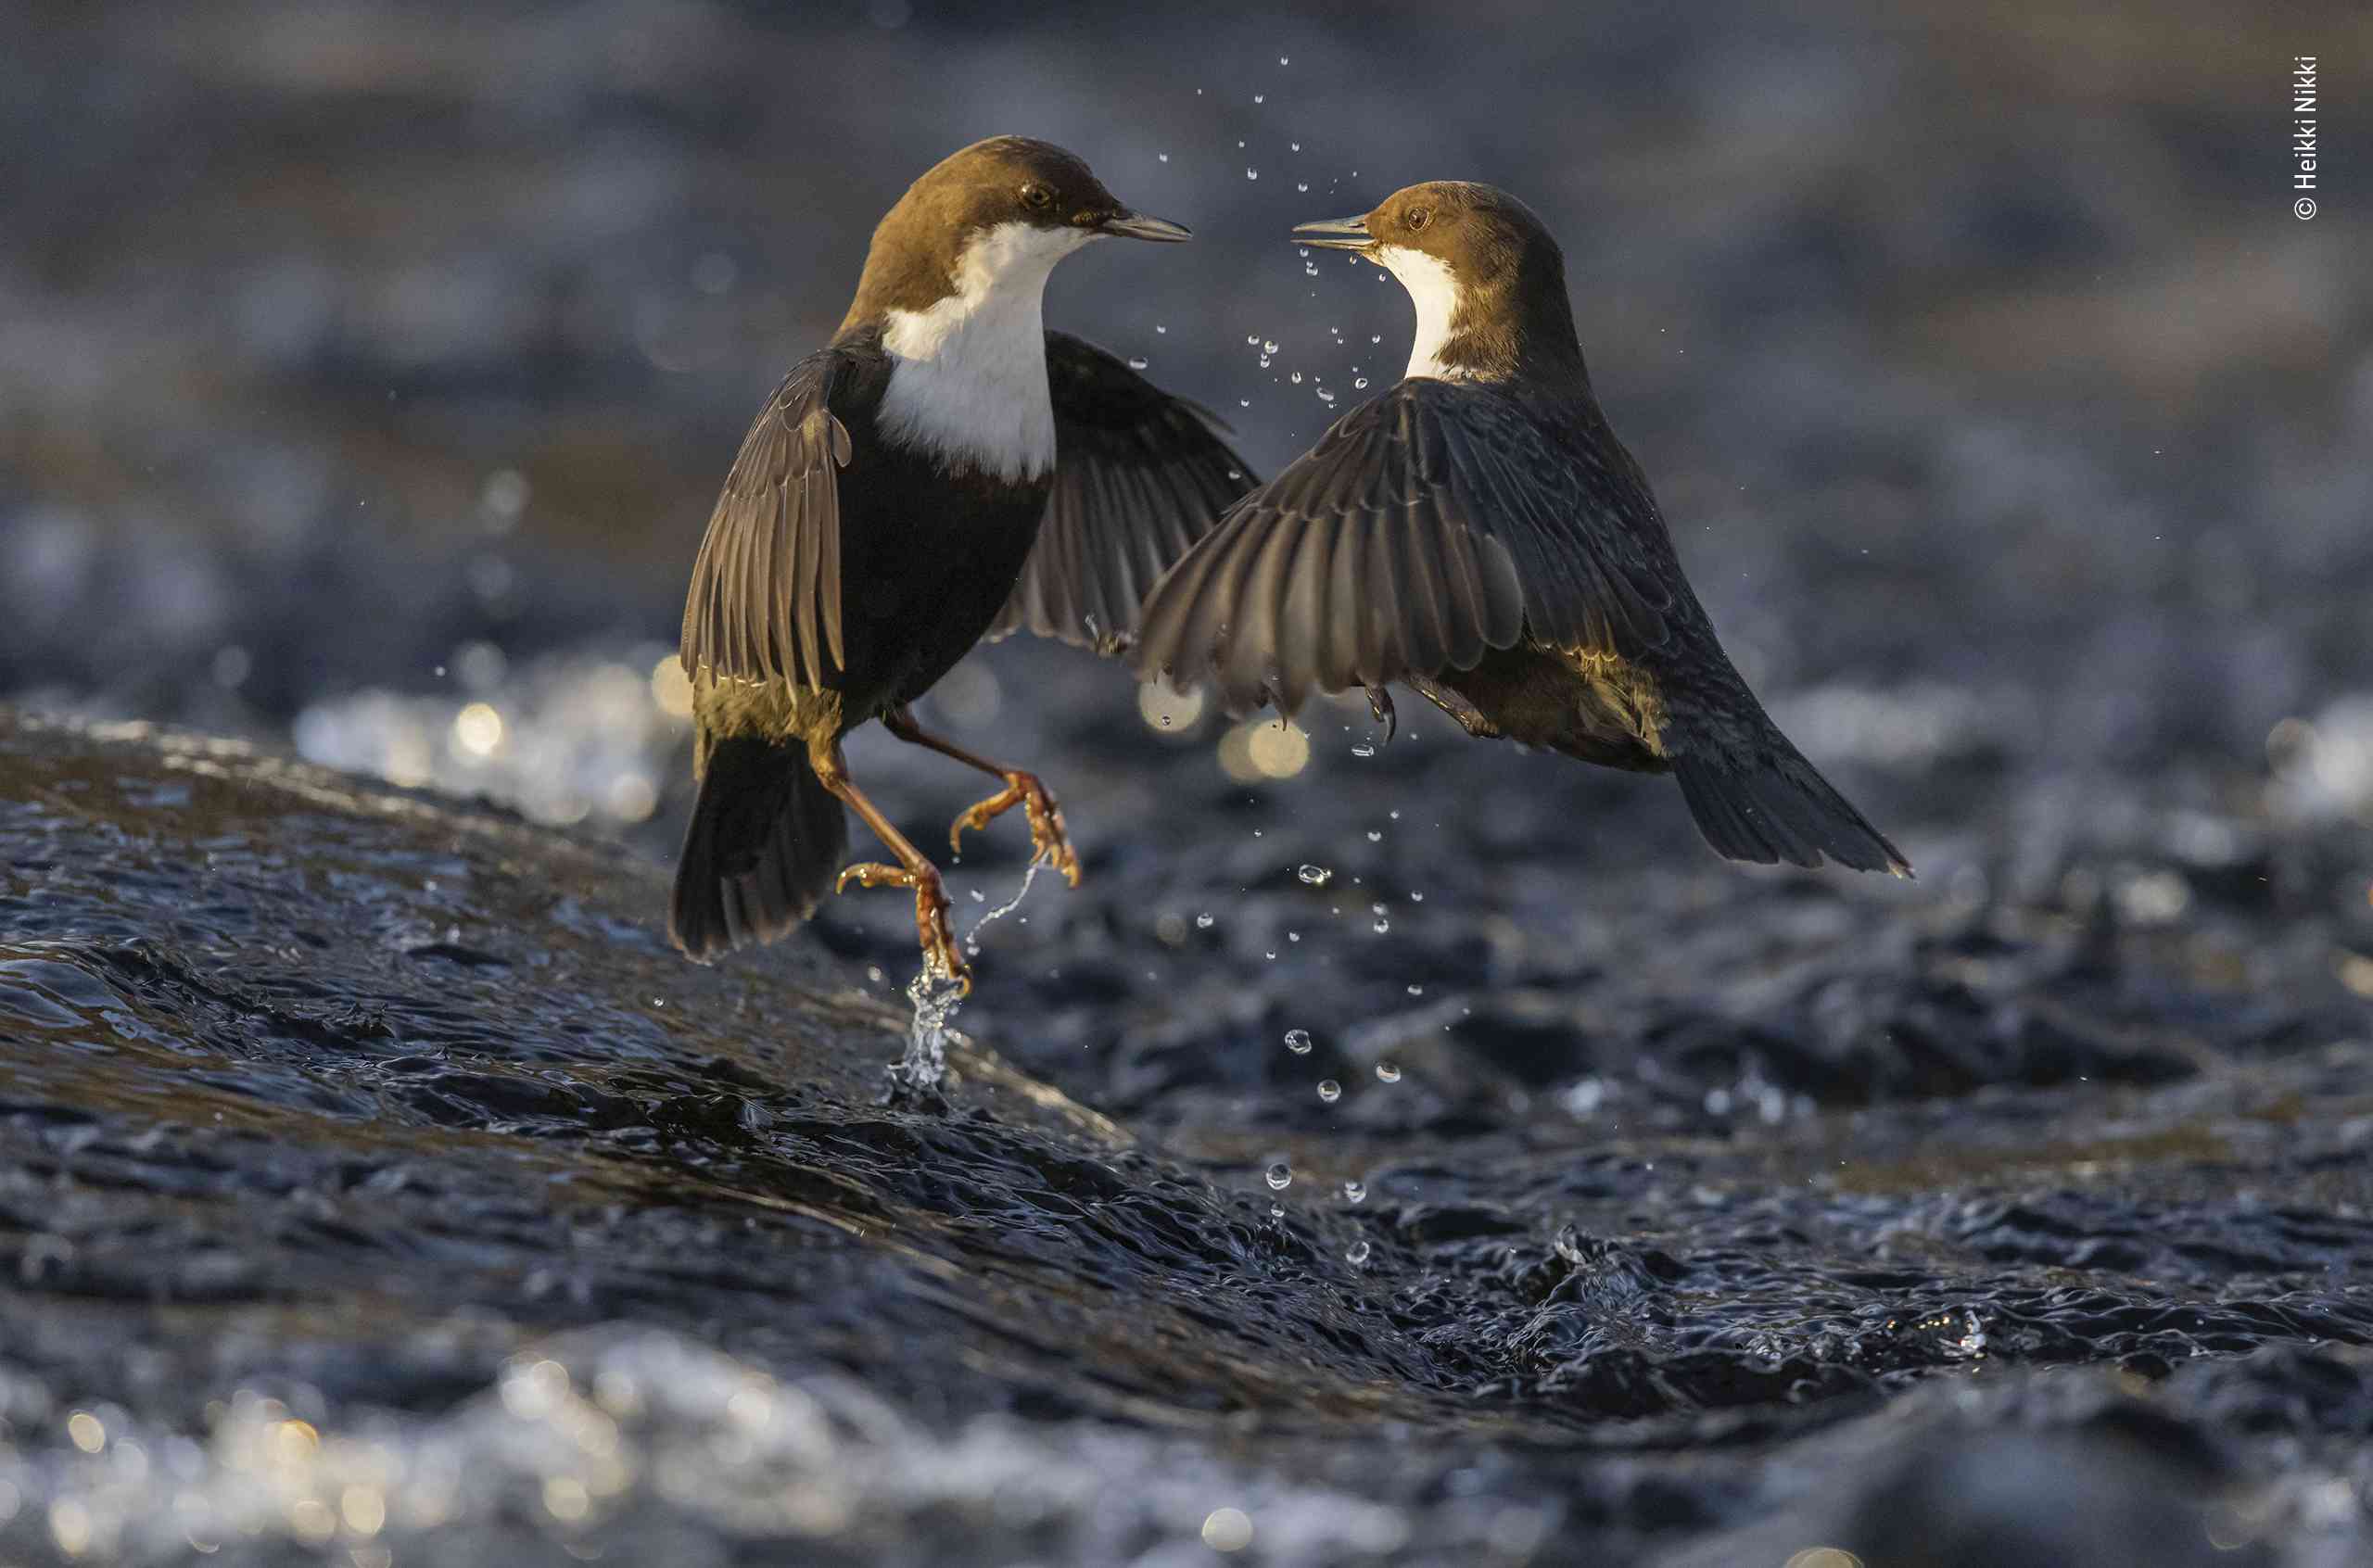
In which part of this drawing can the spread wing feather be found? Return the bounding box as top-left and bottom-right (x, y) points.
(988, 332), (1259, 653)
(679, 348), (862, 691)
(1134, 379), (1672, 714)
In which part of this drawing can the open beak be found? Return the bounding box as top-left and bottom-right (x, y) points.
(1098, 210), (1192, 243)
(1292, 214), (1373, 251)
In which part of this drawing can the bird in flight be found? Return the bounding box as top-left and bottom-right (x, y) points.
(672, 136), (1256, 989)
(1134, 181), (1909, 881)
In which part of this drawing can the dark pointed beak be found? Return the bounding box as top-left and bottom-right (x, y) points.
(1292, 214), (1373, 251)
(1098, 210), (1192, 243)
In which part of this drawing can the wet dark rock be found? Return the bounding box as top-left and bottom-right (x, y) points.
(1, 709), (2367, 1562)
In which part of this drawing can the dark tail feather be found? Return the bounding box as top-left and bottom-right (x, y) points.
(669, 735), (849, 960)
(1672, 745), (1911, 879)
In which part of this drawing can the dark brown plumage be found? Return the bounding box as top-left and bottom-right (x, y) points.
(671, 137), (1258, 985)
(1133, 181), (1910, 879)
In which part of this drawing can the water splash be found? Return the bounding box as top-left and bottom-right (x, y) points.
(893, 865), (1042, 1092)
(895, 964), (966, 1094)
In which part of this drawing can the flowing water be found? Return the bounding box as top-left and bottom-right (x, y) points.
(3, 708), (2369, 1566)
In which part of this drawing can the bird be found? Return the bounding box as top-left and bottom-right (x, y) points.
(671, 136), (1258, 989)
(1132, 182), (1910, 880)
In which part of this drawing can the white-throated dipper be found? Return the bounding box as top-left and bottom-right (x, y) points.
(672, 136), (1257, 988)
(1133, 182), (1910, 879)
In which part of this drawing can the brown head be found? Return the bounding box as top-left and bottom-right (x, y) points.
(840, 136), (1187, 330)
(1294, 181), (1588, 386)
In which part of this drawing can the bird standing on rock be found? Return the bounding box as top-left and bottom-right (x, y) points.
(1134, 183), (1910, 879)
(671, 137), (1257, 988)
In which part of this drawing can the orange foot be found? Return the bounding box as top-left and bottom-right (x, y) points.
(948, 770), (1083, 888)
(835, 860), (971, 993)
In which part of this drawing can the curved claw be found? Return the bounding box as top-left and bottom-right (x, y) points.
(948, 796), (1006, 858)
(948, 772), (1084, 890)
(835, 861), (903, 895)
(832, 860), (971, 993)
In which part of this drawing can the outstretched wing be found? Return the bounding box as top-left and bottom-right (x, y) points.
(1132, 379), (1679, 714)
(988, 331), (1259, 653)
(679, 346), (874, 691)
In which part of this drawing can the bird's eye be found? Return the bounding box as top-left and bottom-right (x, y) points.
(1021, 184), (1055, 211)
(1404, 208), (1431, 233)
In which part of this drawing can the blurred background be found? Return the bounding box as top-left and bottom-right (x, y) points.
(3, 0), (2367, 918)
(7, 11), (2373, 1559)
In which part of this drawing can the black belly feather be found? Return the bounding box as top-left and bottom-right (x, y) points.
(823, 408), (1053, 723)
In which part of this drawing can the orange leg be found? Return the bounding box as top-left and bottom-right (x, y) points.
(880, 706), (1083, 888)
(808, 737), (969, 993)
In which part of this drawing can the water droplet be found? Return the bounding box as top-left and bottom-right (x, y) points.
(1246, 168), (1259, 181)
(1196, 912), (1215, 929)
(1342, 1179), (1366, 1203)
(1298, 864), (1333, 886)
(1410, 891), (1424, 902)
(1253, 94), (1265, 104)
(1246, 334), (1261, 346)
(1370, 334), (1382, 344)
(1406, 984), (1424, 996)
(1280, 56), (1290, 65)
(1376, 1061), (1402, 1083)
(1126, 356), (1149, 371)
(1316, 1079), (1340, 1103)
(1258, 357), (1270, 368)
(1290, 371), (1303, 384)
(1353, 376), (1369, 389)
(1156, 324), (1168, 334)
(1290, 142), (1301, 151)
(1287, 930), (1301, 942)
(1365, 829), (1381, 842)
(1346, 1240), (1370, 1265)
(1317, 388), (1336, 404)
(1284, 1028), (1313, 1056)
(1264, 1160), (1293, 1191)
(1297, 182), (1309, 192)
(1270, 1202), (1285, 1219)
(1351, 742), (1376, 758)
(1158, 153), (1170, 163)
(1372, 916), (1390, 934)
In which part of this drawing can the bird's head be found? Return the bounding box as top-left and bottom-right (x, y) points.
(850, 136), (1188, 324)
(1294, 182), (1582, 385)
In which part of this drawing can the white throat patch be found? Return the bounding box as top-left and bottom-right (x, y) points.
(1374, 245), (1469, 382)
(877, 221), (1095, 481)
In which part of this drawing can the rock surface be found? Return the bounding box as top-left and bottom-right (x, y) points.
(4, 708), (2371, 1566)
